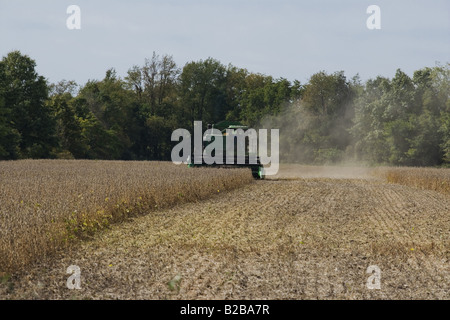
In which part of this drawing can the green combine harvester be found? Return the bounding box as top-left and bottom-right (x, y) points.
(188, 121), (265, 179)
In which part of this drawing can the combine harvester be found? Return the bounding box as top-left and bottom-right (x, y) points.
(188, 121), (265, 179)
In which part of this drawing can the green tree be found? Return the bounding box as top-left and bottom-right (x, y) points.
(441, 112), (450, 163)
(1, 51), (57, 158)
(47, 80), (88, 158)
(0, 60), (21, 159)
(302, 71), (352, 117)
(180, 58), (228, 125)
(126, 53), (181, 159)
(223, 64), (249, 122)
(432, 64), (450, 164)
(78, 113), (122, 160)
(76, 70), (133, 159)
(237, 72), (268, 125)
(351, 66), (448, 166)
(295, 71), (354, 163)
(406, 112), (442, 166)
(233, 73), (296, 126)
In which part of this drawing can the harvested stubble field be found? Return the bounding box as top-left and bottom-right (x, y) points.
(0, 162), (449, 300)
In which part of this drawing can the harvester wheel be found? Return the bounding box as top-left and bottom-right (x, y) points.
(251, 166), (264, 179)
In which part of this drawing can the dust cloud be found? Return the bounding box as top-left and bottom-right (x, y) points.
(257, 100), (375, 180)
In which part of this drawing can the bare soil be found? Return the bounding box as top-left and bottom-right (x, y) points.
(1, 166), (449, 300)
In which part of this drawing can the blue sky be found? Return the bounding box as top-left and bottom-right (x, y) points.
(0, 0), (449, 85)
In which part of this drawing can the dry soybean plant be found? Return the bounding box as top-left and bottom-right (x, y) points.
(0, 160), (254, 274)
(372, 166), (450, 195)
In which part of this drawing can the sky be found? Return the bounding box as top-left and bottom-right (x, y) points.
(0, 0), (449, 86)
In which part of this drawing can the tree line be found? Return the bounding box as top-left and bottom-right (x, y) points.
(0, 50), (449, 166)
